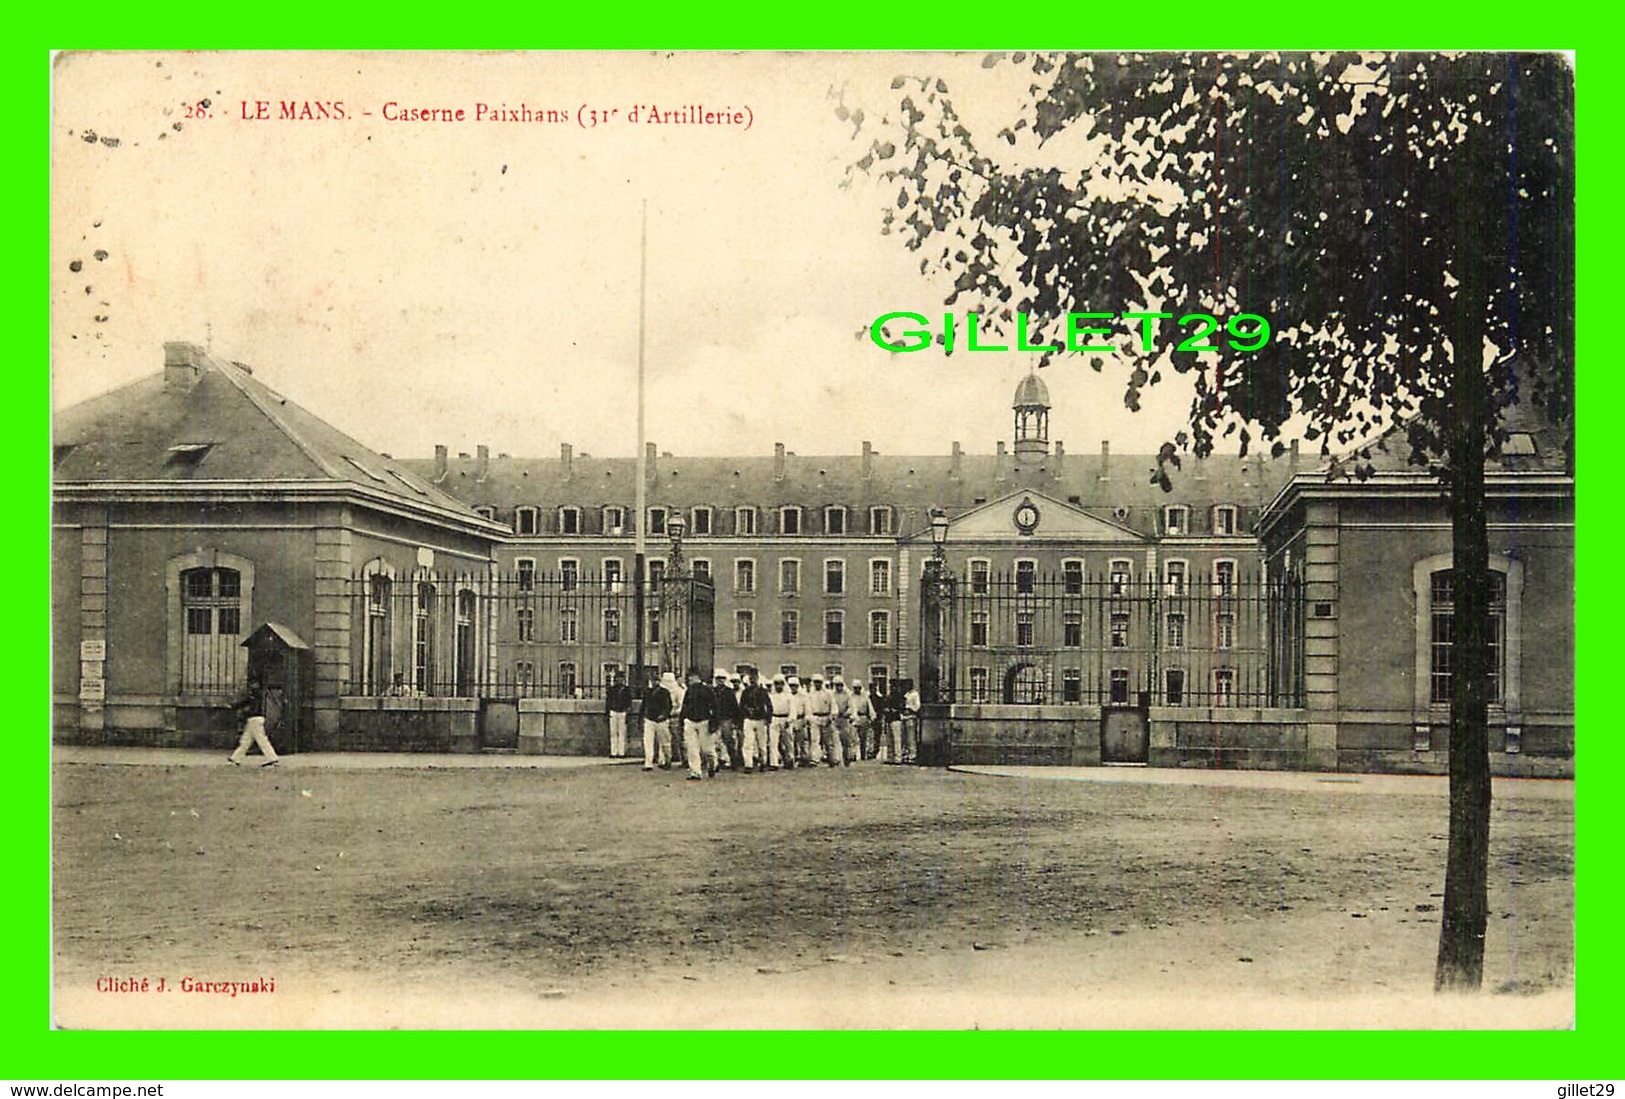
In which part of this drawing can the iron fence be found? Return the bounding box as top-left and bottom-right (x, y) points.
(925, 568), (1304, 708)
(345, 569), (715, 700)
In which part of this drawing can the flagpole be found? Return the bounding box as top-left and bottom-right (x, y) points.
(633, 200), (648, 698)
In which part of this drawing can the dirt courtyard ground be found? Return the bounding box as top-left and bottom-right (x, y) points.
(51, 752), (1574, 1029)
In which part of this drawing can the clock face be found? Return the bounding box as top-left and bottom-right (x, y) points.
(1013, 499), (1041, 534)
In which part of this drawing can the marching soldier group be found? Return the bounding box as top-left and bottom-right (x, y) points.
(610, 667), (923, 781)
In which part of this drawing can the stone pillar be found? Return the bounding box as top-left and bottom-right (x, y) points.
(1302, 501), (1340, 771)
(79, 515), (109, 736)
(312, 523), (354, 742)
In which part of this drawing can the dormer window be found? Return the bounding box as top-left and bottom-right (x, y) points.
(1213, 505), (1238, 536)
(647, 507), (667, 536)
(825, 506), (847, 536)
(691, 506), (713, 536)
(558, 506), (581, 535)
(602, 506), (625, 534)
(474, 506), (496, 521)
(735, 506), (757, 536)
(514, 506), (539, 536)
(1163, 505), (1189, 536)
(870, 506), (893, 535)
(780, 506), (802, 535)
(167, 442), (215, 467)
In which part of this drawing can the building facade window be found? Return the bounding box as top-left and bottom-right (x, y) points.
(736, 609), (755, 645)
(559, 661), (578, 697)
(1214, 667), (1235, 706)
(1109, 559), (1132, 596)
(1213, 559), (1237, 596)
(455, 589), (477, 696)
(691, 559), (711, 583)
(515, 506), (539, 536)
(515, 660), (535, 693)
(780, 506), (801, 535)
(516, 558), (535, 591)
(823, 664), (844, 682)
(780, 558), (801, 595)
(602, 506), (625, 534)
(1109, 668), (1130, 704)
(648, 559), (666, 587)
(363, 568), (391, 695)
(516, 603), (535, 643)
(870, 506), (893, 535)
(1016, 611), (1035, 647)
(1165, 668), (1185, 705)
(1215, 611), (1236, 651)
(1064, 612), (1083, 648)
(735, 506), (757, 536)
(1164, 505), (1189, 536)
(1166, 612), (1186, 650)
(1016, 558), (1037, 594)
(558, 506), (580, 535)
(1062, 559), (1084, 594)
(781, 610), (800, 646)
(1428, 568), (1509, 706)
(870, 558), (892, 596)
(825, 558), (845, 595)
(179, 562), (247, 696)
(691, 506), (712, 536)
(968, 558), (991, 595)
(412, 579), (438, 693)
(868, 665), (891, 700)
(1164, 559), (1188, 597)
(971, 611), (989, 648)
(602, 558), (624, 590)
(559, 607), (579, 644)
(970, 666), (991, 703)
(647, 506), (667, 536)
(1110, 611), (1130, 648)
(870, 610), (891, 647)
(1213, 505), (1238, 536)
(1063, 668), (1082, 702)
(603, 607), (622, 644)
(647, 608), (662, 645)
(824, 610), (844, 646)
(735, 558), (756, 594)
(825, 506), (847, 535)
(559, 558), (580, 591)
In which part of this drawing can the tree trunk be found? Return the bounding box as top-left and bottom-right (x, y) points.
(1435, 94), (1495, 993)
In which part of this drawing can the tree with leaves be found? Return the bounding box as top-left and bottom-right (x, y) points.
(845, 51), (1573, 991)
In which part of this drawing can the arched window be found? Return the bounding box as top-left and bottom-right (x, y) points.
(179, 566), (243, 695)
(455, 589), (477, 696)
(364, 568), (393, 695)
(413, 580), (437, 693)
(1413, 553), (1523, 716)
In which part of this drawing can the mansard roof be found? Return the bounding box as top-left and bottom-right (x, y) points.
(400, 446), (1301, 524)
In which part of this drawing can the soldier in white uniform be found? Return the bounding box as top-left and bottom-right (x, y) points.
(848, 679), (876, 762)
(805, 675), (832, 766)
(785, 676), (809, 769)
(769, 674), (793, 770)
(827, 675), (852, 767)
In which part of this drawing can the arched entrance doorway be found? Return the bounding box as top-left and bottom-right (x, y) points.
(1003, 662), (1048, 704)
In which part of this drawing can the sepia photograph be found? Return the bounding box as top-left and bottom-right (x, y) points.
(49, 49), (1575, 1032)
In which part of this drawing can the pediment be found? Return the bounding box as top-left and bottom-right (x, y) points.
(912, 490), (1149, 543)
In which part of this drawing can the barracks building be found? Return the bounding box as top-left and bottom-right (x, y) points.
(52, 341), (1574, 774)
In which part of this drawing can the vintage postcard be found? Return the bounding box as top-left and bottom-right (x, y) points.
(50, 50), (1575, 1030)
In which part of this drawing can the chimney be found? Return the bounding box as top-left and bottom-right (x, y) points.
(996, 441), (1008, 483)
(433, 444), (448, 481)
(1054, 440), (1066, 475)
(951, 441), (963, 479)
(1099, 440), (1111, 482)
(561, 442), (573, 476)
(645, 441), (658, 481)
(1289, 438), (1301, 473)
(476, 444), (489, 483)
(163, 341), (206, 394)
(774, 442), (786, 482)
(861, 441), (873, 480)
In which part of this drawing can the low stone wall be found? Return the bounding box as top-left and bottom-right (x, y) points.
(518, 699), (609, 756)
(330, 696), (480, 753)
(1150, 707), (1311, 771)
(947, 704), (1103, 767)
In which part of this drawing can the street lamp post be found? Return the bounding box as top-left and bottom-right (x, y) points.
(663, 511), (687, 678)
(928, 507), (950, 705)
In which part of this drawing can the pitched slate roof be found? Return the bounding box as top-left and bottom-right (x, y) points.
(400, 443), (1303, 539)
(53, 342), (493, 525)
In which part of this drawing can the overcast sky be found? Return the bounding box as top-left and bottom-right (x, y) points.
(52, 51), (1215, 460)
